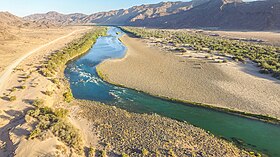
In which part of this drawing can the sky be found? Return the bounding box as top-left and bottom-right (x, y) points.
(0, 0), (190, 17)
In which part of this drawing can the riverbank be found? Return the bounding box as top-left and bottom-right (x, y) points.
(97, 34), (280, 119)
(73, 100), (252, 157)
(0, 26), (95, 156)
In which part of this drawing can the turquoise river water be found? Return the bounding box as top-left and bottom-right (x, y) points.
(65, 27), (280, 157)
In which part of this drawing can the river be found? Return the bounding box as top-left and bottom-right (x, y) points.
(65, 27), (280, 157)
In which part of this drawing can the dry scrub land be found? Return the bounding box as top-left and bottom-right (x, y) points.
(0, 25), (92, 156)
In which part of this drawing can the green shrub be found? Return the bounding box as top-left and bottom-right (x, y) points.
(88, 147), (95, 157)
(28, 128), (41, 140)
(19, 86), (26, 89)
(11, 87), (17, 92)
(9, 96), (16, 101)
(155, 150), (160, 157)
(51, 78), (59, 84)
(44, 90), (53, 96)
(50, 120), (83, 154)
(27, 104), (82, 154)
(169, 149), (176, 157)
(63, 91), (73, 103)
(142, 148), (149, 156)
(122, 153), (129, 157)
(54, 108), (69, 119)
(32, 99), (44, 108)
(101, 150), (107, 157)
(41, 68), (53, 77)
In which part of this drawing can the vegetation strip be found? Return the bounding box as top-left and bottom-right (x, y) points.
(121, 27), (280, 80)
(27, 27), (107, 155)
(41, 27), (107, 78)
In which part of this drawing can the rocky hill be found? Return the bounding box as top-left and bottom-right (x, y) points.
(0, 11), (24, 28)
(23, 11), (87, 25)
(0, 12), (25, 40)
(0, 11), (58, 40)
(0, 11), (57, 29)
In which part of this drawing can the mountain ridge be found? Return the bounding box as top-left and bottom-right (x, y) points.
(23, 11), (87, 25)
(22, 0), (280, 30)
(24, 1), (193, 25)
(135, 0), (280, 30)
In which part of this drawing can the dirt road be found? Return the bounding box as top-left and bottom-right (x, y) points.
(0, 28), (87, 92)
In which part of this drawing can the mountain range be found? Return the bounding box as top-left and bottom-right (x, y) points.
(23, 1), (194, 25)
(6, 0), (280, 30)
(133, 0), (280, 30)
(0, 11), (57, 40)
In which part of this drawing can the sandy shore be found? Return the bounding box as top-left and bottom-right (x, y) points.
(97, 34), (280, 118)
